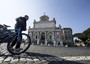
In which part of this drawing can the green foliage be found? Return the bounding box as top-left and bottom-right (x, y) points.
(73, 28), (90, 46)
(73, 33), (87, 42)
(83, 28), (90, 39)
(73, 33), (82, 38)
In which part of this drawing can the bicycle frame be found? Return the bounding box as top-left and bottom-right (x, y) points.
(0, 24), (31, 55)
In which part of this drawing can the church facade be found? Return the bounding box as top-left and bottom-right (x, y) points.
(28, 15), (73, 46)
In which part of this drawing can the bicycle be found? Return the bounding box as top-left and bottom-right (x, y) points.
(0, 24), (31, 55)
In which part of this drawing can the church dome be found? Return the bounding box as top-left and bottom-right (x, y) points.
(40, 14), (49, 21)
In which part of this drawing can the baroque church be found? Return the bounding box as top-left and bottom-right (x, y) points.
(28, 14), (73, 46)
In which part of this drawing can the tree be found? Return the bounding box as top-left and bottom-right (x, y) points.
(83, 28), (90, 39)
(83, 28), (90, 46)
(73, 33), (88, 46)
(73, 28), (90, 46)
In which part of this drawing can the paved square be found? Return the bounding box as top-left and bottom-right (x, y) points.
(0, 43), (90, 64)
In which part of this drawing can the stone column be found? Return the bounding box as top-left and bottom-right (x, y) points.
(37, 39), (39, 44)
(60, 32), (63, 46)
(53, 31), (56, 46)
(31, 31), (34, 44)
(45, 31), (47, 45)
(37, 31), (40, 44)
(60, 40), (63, 46)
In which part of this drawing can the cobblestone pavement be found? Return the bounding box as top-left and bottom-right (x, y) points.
(0, 43), (90, 64)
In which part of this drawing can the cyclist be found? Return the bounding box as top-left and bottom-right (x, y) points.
(10, 15), (29, 51)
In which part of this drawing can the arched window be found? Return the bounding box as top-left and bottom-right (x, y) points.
(36, 35), (37, 39)
(41, 32), (45, 40)
(49, 35), (52, 39)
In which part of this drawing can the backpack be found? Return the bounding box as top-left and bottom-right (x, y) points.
(15, 17), (26, 31)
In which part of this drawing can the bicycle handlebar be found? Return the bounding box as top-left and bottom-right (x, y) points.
(3, 24), (11, 28)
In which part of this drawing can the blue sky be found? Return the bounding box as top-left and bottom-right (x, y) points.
(0, 0), (90, 34)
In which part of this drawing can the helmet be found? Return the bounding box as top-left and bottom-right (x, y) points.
(24, 15), (29, 20)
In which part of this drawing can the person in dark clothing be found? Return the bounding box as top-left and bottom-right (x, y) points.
(11, 15), (29, 50)
(15, 15), (29, 31)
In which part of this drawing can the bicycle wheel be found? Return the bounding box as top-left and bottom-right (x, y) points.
(7, 33), (31, 55)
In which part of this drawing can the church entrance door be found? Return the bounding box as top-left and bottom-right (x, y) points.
(40, 32), (45, 44)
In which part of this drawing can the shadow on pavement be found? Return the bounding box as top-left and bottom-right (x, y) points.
(0, 52), (85, 64)
(26, 52), (84, 64)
